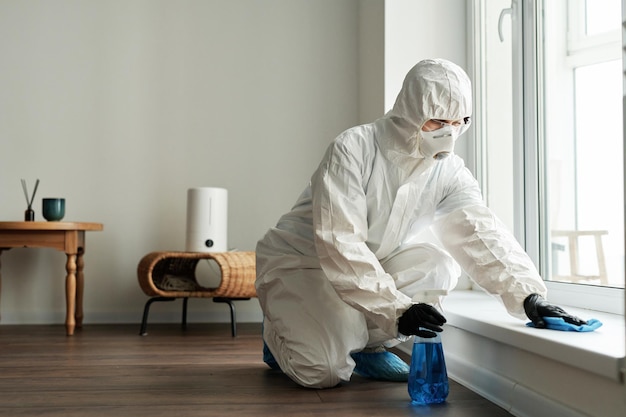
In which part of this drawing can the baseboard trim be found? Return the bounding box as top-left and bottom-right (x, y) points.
(445, 351), (588, 417)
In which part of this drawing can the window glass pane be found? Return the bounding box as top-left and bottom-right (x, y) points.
(585, 0), (621, 36)
(484, 0), (515, 229)
(544, 1), (624, 288)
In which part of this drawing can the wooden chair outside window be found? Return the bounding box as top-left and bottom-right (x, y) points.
(551, 230), (608, 285)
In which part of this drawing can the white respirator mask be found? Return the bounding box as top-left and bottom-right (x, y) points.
(419, 124), (462, 160)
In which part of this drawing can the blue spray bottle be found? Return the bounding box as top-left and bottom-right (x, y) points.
(408, 329), (449, 404)
(407, 290), (449, 405)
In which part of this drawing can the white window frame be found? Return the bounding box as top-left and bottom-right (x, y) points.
(471, 0), (625, 315)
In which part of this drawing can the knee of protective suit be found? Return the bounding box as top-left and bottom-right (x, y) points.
(284, 358), (346, 389)
(273, 342), (349, 388)
(263, 322), (351, 389)
(381, 243), (461, 303)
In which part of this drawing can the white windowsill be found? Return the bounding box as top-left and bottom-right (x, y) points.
(441, 289), (625, 382)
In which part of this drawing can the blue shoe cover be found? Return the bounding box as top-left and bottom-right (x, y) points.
(263, 341), (281, 370)
(526, 317), (603, 332)
(350, 350), (410, 382)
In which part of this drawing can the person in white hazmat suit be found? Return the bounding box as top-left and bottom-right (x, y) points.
(255, 58), (586, 389)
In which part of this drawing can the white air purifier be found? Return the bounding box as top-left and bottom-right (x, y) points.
(185, 187), (228, 252)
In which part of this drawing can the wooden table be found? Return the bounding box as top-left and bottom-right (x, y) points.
(0, 222), (103, 335)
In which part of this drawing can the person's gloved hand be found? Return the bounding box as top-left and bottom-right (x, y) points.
(398, 303), (446, 338)
(523, 293), (587, 329)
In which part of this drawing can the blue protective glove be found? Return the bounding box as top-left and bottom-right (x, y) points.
(526, 316), (603, 332)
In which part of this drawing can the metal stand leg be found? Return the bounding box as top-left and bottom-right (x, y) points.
(213, 298), (236, 337)
(141, 296), (251, 337)
(182, 297), (189, 330)
(139, 297), (175, 336)
(213, 297), (250, 337)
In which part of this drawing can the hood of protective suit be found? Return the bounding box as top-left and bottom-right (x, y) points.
(381, 59), (472, 161)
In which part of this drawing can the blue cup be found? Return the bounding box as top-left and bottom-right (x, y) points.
(42, 198), (65, 221)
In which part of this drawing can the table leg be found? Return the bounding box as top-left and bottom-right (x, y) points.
(75, 248), (85, 329)
(65, 253), (77, 336)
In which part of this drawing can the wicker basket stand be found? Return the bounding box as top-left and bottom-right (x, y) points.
(137, 251), (257, 337)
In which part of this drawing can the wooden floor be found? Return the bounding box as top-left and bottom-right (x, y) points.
(0, 322), (513, 417)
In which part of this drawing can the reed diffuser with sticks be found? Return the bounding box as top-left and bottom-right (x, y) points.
(21, 179), (40, 221)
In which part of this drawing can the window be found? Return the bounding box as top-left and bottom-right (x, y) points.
(543, 0), (623, 289)
(474, 0), (625, 313)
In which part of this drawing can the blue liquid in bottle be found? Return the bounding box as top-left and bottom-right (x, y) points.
(408, 332), (449, 405)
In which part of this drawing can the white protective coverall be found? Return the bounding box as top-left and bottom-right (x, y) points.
(255, 59), (547, 389)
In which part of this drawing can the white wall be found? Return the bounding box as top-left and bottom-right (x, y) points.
(384, 0), (473, 290)
(358, 0), (384, 123)
(384, 0), (469, 159)
(0, 0), (467, 326)
(0, 0), (361, 324)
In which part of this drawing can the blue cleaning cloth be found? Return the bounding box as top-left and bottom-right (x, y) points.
(526, 317), (603, 332)
(350, 350), (410, 382)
